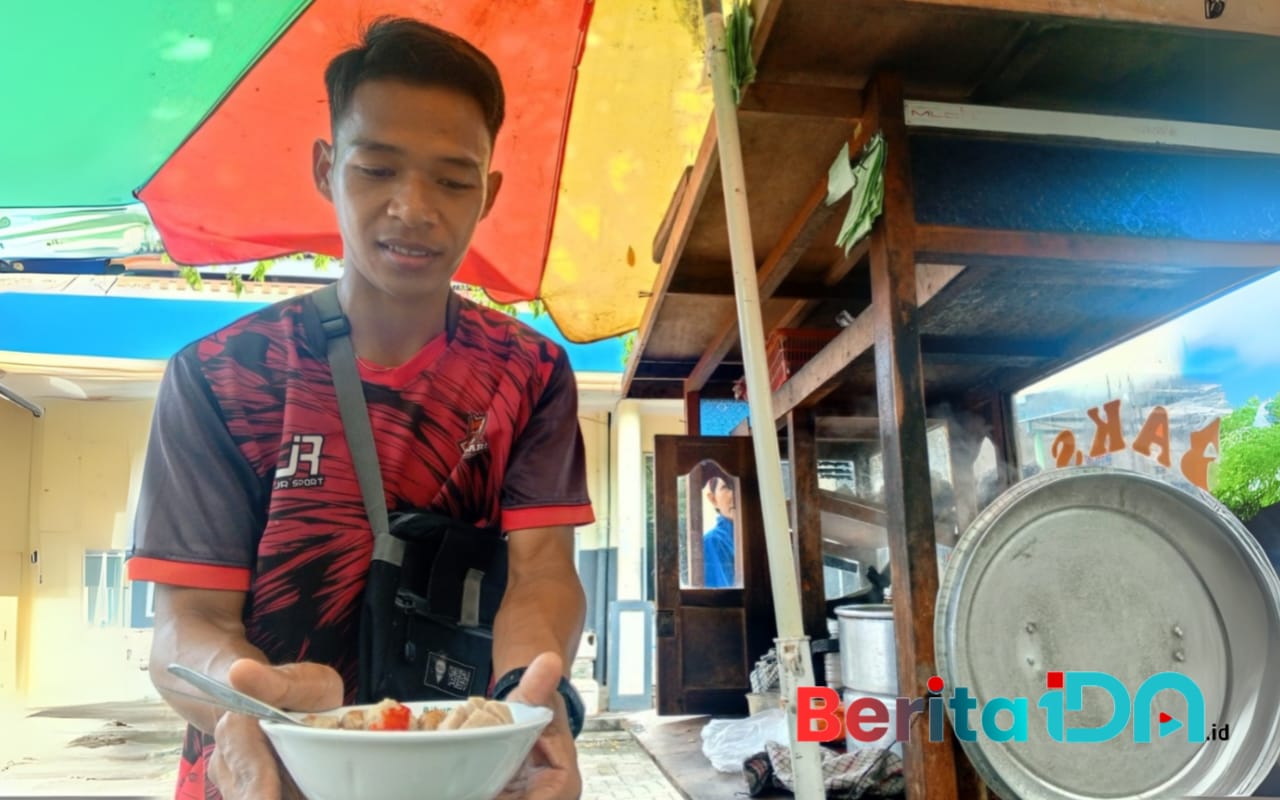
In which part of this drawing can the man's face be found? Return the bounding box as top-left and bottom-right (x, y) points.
(707, 477), (735, 518)
(312, 80), (502, 302)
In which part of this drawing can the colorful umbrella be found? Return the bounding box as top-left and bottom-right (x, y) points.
(2, 1), (710, 341)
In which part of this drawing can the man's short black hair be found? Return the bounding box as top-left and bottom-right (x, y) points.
(701, 461), (733, 492)
(325, 17), (505, 140)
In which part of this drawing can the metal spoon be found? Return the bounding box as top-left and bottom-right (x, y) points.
(166, 663), (306, 726)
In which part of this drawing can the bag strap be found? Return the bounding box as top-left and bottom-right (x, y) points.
(312, 284), (405, 567)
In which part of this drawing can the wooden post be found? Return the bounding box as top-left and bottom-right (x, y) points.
(786, 409), (828, 640)
(946, 413), (980, 538)
(978, 391), (1021, 493)
(868, 72), (960, 800)
(687, 463), (705, 587)
(946, 406), (993, 800)
(994, 391), (1020, 490)
(685, 391), (701, 436)
(853, 448), (873, 500)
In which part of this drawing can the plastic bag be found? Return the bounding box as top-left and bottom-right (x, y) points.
(701, 707), (789, 773)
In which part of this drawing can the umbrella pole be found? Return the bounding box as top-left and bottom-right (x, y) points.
(699, 3), (826, 798)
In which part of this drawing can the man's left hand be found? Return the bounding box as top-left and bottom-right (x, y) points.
(497, 652), (582, 800)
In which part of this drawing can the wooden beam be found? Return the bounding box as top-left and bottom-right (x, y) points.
(898, 0), (1280, 39)
(682, 180), (836, 395)
(786, 409), (828, 639)
(822, 536), (876, 565)
(818, 414), (951, 441)
(921, 334), (1067, 365)
(917, 225), (1280, 270)
(775, 233), (875, 327)
(816, 416), (880, 441)
(818, 490), (887, 528)
(750, 0), (785, 64)
(765, 299), (820, 341)
(665, 271), (861, 301)
(684, 116), (878, 395)
(869, 72), (960, 800)
(622, 119), (719, 396)
(740, 81), (865, 118)
(651, 166), (692, 263)
(767, 262), (964, 420)
(633, 360), (706, 380)
(626, 381), (687, 401)
(748, 236), (876, 366)
(820, 232), (873, 293)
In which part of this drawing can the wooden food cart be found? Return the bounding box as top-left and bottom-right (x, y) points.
(621, 1), (1280, 797)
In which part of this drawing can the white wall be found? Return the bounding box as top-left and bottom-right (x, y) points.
(576, 410), (612, 552)
(609, 399), (687, 600)
(20, 399), (156, 706)
(0, 400), (34, 700)
(639, 400), (688, 452)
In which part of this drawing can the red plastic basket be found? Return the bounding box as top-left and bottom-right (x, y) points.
(765, 328), (839, 390)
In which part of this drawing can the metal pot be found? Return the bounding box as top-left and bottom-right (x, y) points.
(835, 603), (897, 696)
(824, 617), (844, 690)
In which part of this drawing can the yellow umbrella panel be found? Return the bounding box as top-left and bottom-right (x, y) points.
(540, 1), (713, 343)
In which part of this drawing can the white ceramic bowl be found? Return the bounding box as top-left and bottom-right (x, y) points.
(260, 700), (552, 800)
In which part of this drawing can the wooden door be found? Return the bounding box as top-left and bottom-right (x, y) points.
(654, 436), (776, 716)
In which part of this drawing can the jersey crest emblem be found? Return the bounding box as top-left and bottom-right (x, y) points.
(459, 414), (489, 459)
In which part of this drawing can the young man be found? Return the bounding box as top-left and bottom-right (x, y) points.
(701, 464), (736, 588)
(128, 18), (591, 800)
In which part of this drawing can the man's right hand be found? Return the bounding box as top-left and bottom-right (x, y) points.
(207, 659), (344, 800)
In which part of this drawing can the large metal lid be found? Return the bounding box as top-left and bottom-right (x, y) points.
(935, 467), (1280, 799)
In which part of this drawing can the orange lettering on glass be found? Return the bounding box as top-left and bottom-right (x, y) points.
(1087, 399), (1126, 457)
(1132, 406), (1172, 468)
(1049, 399), (1219, 491)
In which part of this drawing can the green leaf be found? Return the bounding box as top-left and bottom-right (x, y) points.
(229, 271), (245, 297)
(1211, 394), (1280, 522)
(725, 1), (756, 105)
(251, 260), (271, 282)
(179, 265), (203, 291)
(1220, 397), (1261, 439)
(621, 331), (637, 368)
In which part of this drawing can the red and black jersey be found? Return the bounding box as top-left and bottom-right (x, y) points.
(127, 289), (593, 800)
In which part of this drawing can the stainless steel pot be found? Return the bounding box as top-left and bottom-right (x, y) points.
(835, 604), (897, 696)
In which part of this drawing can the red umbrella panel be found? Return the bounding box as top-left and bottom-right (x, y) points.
(138, 0), (591, 301)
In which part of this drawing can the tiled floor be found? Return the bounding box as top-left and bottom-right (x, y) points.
(579, 730), (683, 799)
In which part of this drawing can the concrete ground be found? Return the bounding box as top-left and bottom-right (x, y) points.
(0, 699), (683, 799)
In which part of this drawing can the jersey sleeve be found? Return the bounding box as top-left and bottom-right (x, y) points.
(500, 349), (595, 533)
(126, 347), (267, 591)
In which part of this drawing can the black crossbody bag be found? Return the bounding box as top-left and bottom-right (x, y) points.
(312, 285), (506, 703)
